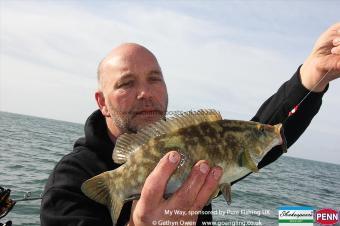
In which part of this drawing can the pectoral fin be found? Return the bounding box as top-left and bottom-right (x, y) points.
(243, 150), (259, 173)
(125, 194), (141, 202)
(219, 183), (232, 205)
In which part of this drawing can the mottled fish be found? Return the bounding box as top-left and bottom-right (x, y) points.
(81, 109), (287, 225)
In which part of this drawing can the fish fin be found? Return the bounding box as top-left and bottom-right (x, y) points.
(110, 196), (125, 226)
(242, 150), (259, 173)
(219, 183), (232, 205)
(81, 171), (125, 225)
(112, 109), (222, 164)
(211, 189), (220, 199)
(113, 133), (141, 164)
(81, 172), (110, 206)
(125, 194), (141, 202)
(275, 123), (287, 153)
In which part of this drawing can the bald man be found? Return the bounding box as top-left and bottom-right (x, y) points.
(41, 23), (340, 226)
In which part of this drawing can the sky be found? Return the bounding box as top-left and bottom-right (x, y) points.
(0, 0), (339, 164)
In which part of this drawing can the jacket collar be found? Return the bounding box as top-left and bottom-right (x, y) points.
(83, 109), (115, 159)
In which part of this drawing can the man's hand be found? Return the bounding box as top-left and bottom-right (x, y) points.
(127, 151), (223, 226)
(300, 22), (340, 92)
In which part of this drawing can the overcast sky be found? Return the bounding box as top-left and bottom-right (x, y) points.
(1, 0), (339, 164)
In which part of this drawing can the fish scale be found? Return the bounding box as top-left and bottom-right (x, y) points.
(81, 109), (287, 225)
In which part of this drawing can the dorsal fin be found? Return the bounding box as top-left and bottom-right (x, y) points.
(112, 109), (222, 164)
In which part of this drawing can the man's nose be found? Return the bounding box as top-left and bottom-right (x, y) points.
(136, 85), (152, 99)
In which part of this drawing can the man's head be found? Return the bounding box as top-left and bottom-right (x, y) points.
(95, 43), (168, 137)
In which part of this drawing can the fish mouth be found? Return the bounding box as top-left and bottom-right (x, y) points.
(276, 124), (287, 153)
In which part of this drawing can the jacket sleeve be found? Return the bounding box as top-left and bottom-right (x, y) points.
(40, 153), (114, 226)
(40, 187), (112, 226)
(251, 66), (328, 169)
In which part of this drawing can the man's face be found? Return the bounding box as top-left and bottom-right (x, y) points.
(100, 47), (168, 133)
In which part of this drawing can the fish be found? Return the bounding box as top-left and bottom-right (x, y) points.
(81, 109), (287, 225)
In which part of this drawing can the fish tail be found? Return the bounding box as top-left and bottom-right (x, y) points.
(81, 170), (124, 225)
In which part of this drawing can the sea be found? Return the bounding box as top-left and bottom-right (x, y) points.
(0, 111), (339, 226)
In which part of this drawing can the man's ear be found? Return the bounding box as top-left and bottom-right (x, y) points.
(95, 91), (110, 117)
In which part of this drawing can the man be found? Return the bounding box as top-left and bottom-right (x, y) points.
(40, 23), (340, 226)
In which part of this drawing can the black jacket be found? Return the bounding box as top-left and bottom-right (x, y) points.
(40, 67), (327, 226)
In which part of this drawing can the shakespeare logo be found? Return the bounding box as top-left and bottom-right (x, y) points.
(278, 206), (314, 225)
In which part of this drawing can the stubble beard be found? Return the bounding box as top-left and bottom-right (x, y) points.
(107, 99), (168, 134)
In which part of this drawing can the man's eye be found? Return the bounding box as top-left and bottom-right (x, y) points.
(149, 77), (162, 82)
(118, 81), (134, 88)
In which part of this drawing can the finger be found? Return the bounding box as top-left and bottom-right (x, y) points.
(131, 200), (137, 214)
(169, 160), (210, 209)
(320, 54), (340, 79)
(331, 46), (340, 54)
(317, 24), (340, 47)
(140, 151), (180, 204)
(331, 23), (340, 31)
(327, 23), (340, 34)
(191, 167), (223, 211)
(128, 200), (138, 225)
(332, 37), (340, 47)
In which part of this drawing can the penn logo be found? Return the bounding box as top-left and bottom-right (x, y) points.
(315, 208), (339, 225)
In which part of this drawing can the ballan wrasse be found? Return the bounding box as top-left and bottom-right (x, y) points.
(81, 109), (287, 225)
